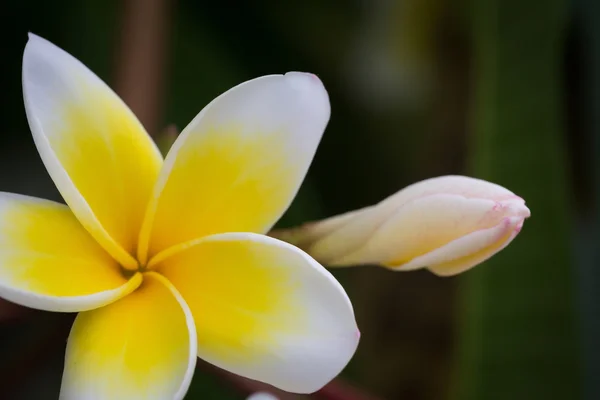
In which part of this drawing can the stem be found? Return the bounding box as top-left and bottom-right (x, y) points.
(114, 0), (172, 137)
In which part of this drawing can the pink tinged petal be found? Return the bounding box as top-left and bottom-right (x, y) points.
(396, 216), (525, 275)
(330, 194), (529, 267)
(284, 176), (530, 275)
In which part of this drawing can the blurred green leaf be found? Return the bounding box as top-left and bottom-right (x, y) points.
(453, 0), (581, 399)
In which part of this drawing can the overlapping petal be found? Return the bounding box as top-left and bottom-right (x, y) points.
(325, 194), (518, 266)
(0, 193), (140, 312)
(22, 34), (163, 268)
(152, 233), (359, 394)
(272, 175), (529, 277)
(137, 72), (330, 263)
(60, 272), (197, 400)
(303, 193), (522, 269)
(425, 216), (524, 276)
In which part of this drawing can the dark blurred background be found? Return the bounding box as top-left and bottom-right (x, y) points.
(0, 0), (597, 399)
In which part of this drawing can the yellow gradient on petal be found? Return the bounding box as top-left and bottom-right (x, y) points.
(141, 126), (297, 260)
(50, 87), (162, 256)
(0, 194), (125, 297)
(60, 272), (196, 400)
(156, 236), (301, 364)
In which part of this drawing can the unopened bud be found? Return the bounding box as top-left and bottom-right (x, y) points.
(273, 176), (530, 276)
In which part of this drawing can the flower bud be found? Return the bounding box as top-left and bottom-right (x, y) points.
(274, 176), (530, 276)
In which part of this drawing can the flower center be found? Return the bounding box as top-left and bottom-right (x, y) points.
(120, 260), (147, 278)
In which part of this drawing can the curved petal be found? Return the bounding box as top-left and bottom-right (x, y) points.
(322, 194), (520, 266)
(137, 72), (330, 263)
(423, 217), (524, 276)
(376, 175), (520, 207)
(154, 233), (359, 394)
(60, 272), (197, 400)
(0, 193), (140, 312)
(22, 33), (163, 268)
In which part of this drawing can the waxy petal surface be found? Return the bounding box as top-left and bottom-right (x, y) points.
(424, 217), (524, 276)
(154, 233), (359, 394)
(0, 193), (140, 312)
(138, 73), (330, 263)
(22, 34), (162, 268)
(60, 272), (197, 400)
(319, 194), (523, 266)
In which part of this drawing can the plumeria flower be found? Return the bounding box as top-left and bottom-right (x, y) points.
(273, 176), (530, 276)
(0, 34), (359, 399)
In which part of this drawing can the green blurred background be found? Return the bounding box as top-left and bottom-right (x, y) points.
(0, 0), (596, 399)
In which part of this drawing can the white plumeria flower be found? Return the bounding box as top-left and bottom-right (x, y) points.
(0, 34), (359, 399)
(274, 176), (531, 276)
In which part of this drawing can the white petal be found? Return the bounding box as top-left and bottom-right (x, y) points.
(137, 72), (330, 263)
(247, 392), (280, 400)
(22, 33), (162, 268)
(0, 192), (140, 312)
(154, 233), (359, 394)
(60, 272), (197, 400)
(395, 216), (523, 271)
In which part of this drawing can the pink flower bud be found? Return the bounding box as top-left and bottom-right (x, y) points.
(279, 176), (530, 276)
